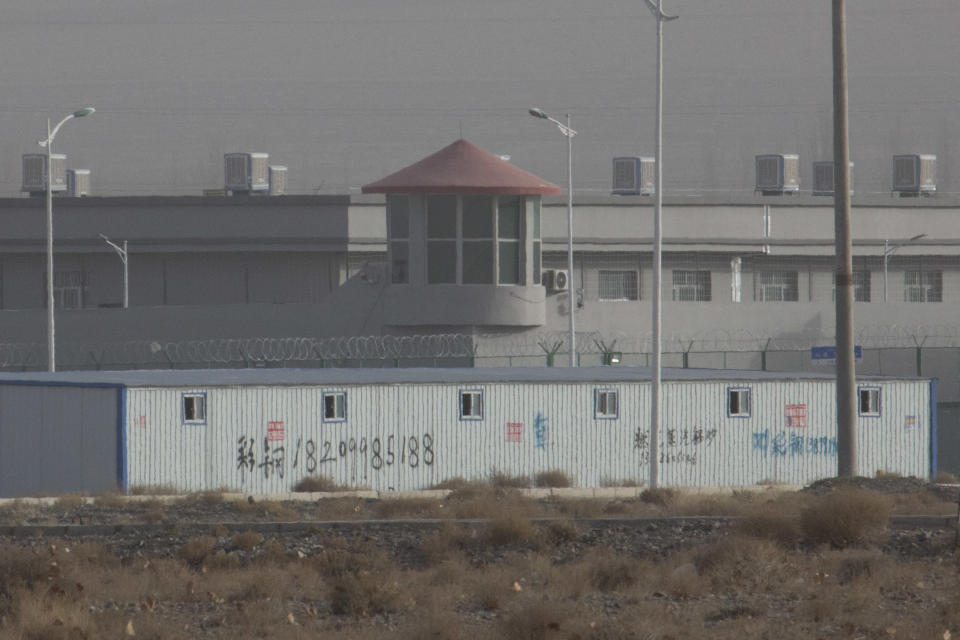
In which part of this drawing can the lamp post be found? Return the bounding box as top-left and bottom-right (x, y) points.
(529, 107), (577, 367)
(642, 0), (677, 489)
(883, 233), (927, 302)
(99, 234), (129, 309)
(38, 107), (95, 372)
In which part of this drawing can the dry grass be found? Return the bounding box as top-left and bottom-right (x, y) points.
(373, 497), (444, 519)
(533, 469), (573, 488)
(128, 484), (179, 495)
(94, 491), (127, 508)
(53, 494), (86, 512)
(178, 535), (217, 567)
(230, 529), (264, 551)
(934, 471), (959, 484)
(232, 499), (300, 521)
(2, 483), (958, 638)
(800, 488), (892, 547)
(639, 487), (677, 507)
(599, 477), (643, 488)
(484, 508), (537, 547)
(315, 497), (366, 520)
(489, 471), (532, 489)
(587, 550), (642, 592)
(292, 475), (346, 492)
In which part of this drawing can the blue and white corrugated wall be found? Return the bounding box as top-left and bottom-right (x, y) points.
(122, 377), (934, 492)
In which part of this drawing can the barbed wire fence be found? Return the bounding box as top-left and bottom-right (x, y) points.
(1, 325), (960, 373)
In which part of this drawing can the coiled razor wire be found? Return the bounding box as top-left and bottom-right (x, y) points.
(2, 325), (960, 371)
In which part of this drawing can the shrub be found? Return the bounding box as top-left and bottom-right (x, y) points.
(418, 521), (469, 566)
(490, 471), (532, 489)
(445, 484), (528, 519)
(589, 553), (639, 592)
(541, 519), (580, 546)
(178, 536), (217, 567)
(640, 487), (676, 507)
(737, 511), (802, 546)
(534, 470), (572, 488)
(485, 511), (536, 547)
(292, 475), (344, 492)
(231, 529), (264, 552)
(694, 535), (793, 591)
(328, 570), (401, 616)
(800, 488), (891, 548)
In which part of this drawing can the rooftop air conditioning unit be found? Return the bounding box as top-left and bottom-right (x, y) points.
(893, 154), (936, 195)
(755, 154), (799, 195)
(22, 153), (66, 193)
(543, 269), (570, 293)
(224, 152), (270, 193)
(66, 169), (90, 197)
(269, 165), (287, 196)
(812, 161), (853, 196)
(612, 156), (655, 195)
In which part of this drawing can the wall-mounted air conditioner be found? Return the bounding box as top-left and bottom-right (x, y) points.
(225, 152), (270, 193)
(892, 154), (936, 195)
(22, 153), (66, 193)
(613, 156), (657, 196)
(543, 269), (570, 293)
(66, 169), (90, 197)
(812, 161), (853, 196)
(612, 157), (655, 195)
(269, 165), (287, 196)
(755, 154), (799, 195)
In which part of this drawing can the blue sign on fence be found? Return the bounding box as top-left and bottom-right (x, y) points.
(811, 345), (862, 364)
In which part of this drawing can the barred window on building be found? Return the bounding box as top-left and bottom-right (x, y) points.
(598, 270), (639, 301)
(755, 270), (798, 302)
(832, 270), (871, 302)
(44, 270), (84, 309)
(672, 270), (711, 301)
(904, 270), (942, 302)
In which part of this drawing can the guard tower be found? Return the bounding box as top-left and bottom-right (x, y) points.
(362, 139), (561, 328)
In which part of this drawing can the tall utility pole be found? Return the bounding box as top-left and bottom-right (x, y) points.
(833, 0), (856, 477)
(643, 0), (677, 489)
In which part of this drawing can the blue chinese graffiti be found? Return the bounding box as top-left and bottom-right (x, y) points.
(752, 429), (837, 457)
(534, 412), (548, 449)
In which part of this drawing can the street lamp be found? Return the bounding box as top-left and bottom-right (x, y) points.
(38, 107), (95, 372)
(642, 0), (677, 489)
(883, 233), (927, 302)
(99, 234), (129, 309)
(529, 107), (577, 367)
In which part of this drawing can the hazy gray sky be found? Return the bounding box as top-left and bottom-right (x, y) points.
(1, 1), (957, 196)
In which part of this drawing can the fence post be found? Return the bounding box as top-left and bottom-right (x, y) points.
(913, 336), (927, 377)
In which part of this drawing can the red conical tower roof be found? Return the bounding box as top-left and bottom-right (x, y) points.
(362, 139), (561, 195)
